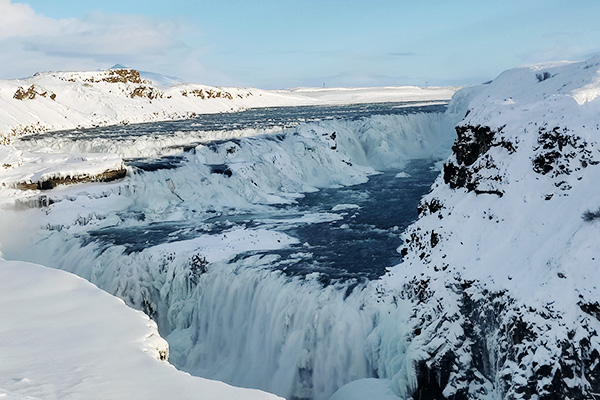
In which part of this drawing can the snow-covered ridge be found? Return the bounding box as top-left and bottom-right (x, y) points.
(0, 67), (457, 144)
(379, 56), (600, 398)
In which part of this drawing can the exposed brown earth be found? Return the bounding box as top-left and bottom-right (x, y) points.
(13, 85), (56, 101)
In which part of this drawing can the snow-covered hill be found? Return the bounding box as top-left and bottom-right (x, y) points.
(378, 57), (600, 398)
(0, 67), (456, 144)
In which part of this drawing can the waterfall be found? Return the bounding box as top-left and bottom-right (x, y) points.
(2, 108), (460, 399)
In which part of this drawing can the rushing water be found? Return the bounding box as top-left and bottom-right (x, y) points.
(84, 159), (438, 283)
(240, 160), (439, 283)
(10, 101), (457, 400)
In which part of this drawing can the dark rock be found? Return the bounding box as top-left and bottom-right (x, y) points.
(418, 198), (444, 216)
(16, 167), (127, 190)
(130, 86), (163, 100)
(579, 302), (600, 321)
(453, 125), (497, 166)
(442, 125), (511, 197)
(189, 254), (209, 287)
(430, 231), (440, 248)
(532, 126), (598, 177)
(100, 69), (143, 84)
(536, 72), (553, 82)
(209, 164), (233, 177)
(13, 85), (56, 101)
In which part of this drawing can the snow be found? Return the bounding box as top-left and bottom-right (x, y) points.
(331, 203), (361, 211)
(0, 67), (457, 198)
(379, 55), (600, 397)
(0, 259), (283, 400)
(282, 86), (457, 105)
(387, 55), (600, 307)
(149, 228), (299, 263)
(0, 145), (123, 188)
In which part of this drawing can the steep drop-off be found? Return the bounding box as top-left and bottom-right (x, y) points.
(382, 57), (600, 399)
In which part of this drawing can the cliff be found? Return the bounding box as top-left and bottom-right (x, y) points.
(383, 57), (600, 398)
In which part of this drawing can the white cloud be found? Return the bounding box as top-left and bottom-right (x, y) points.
(0, 0), (214, 81)
(0, 0), (55, 39)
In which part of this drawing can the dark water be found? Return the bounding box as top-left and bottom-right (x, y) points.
(253, 160), (439, 282)
(72, 102), (446, 282)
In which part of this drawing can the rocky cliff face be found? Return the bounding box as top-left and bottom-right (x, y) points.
(384, 57), (600, 399)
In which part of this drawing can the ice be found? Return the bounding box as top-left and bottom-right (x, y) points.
(331, 203), (360, 211)
(329, 378), (399, 400)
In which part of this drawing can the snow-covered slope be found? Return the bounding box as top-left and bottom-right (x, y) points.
(378, 56), (600, 398)
(0, 67), (456, 144)
(0, 259), (282, 400)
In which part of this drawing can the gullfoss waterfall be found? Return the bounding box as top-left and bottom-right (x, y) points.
(2, 103), (461, 400)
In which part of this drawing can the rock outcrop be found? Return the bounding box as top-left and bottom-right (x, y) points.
(13, 84), (56, 101)
(15, 167), (126, 190)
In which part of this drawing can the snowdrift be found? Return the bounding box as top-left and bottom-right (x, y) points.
(0, 259), (283, 400)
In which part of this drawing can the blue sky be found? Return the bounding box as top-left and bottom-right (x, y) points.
(2, 0), (600, 88)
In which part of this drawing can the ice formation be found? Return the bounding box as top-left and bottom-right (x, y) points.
(0, 259), (283, 400)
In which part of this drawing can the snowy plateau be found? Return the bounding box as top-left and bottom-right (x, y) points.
(0, 55), (599, 400)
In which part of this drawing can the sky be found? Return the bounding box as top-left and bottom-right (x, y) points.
(1, 0), (600, 89)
